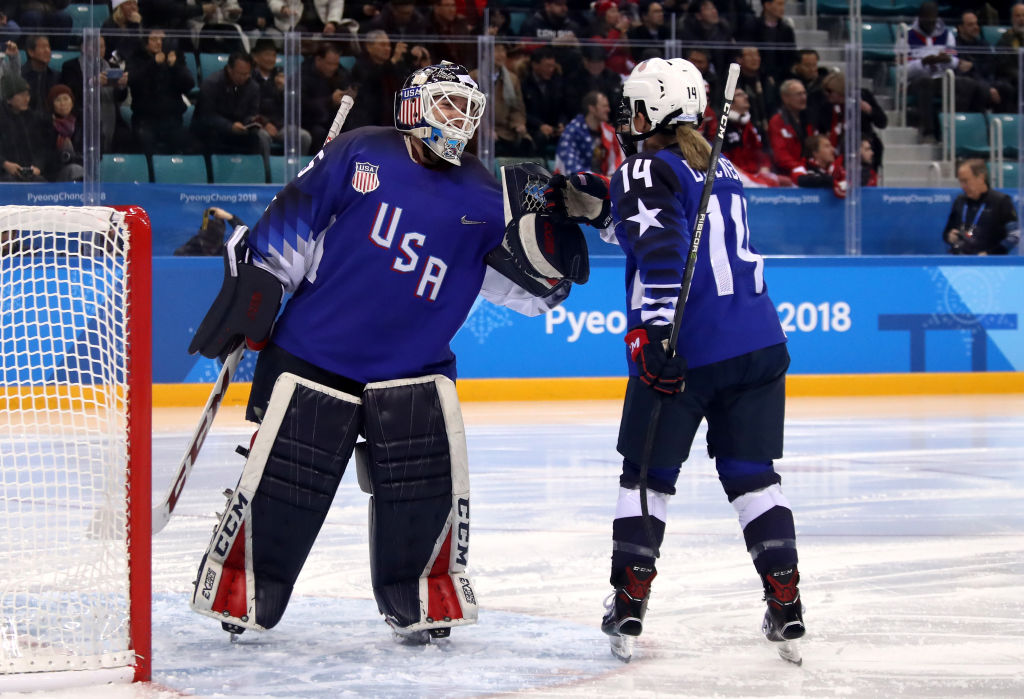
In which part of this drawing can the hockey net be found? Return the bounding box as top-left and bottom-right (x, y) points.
(0, 206), (151, 687)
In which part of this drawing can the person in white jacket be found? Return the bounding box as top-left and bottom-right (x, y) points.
(268, 0), (345, 34)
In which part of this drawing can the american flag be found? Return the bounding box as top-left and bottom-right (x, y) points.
(351, 162), (380, 194)
(398, 88), (421, 127)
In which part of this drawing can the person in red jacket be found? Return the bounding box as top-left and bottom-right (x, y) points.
(791, 133), (847, 198)
(723, 87), (790, 186)
(767, 78), (815, 176)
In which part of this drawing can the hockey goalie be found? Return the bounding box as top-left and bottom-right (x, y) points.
(186, 61), (588, 644)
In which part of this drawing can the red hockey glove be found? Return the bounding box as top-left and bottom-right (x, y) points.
(624, 324), (686, 395)
(543, 172), (612, 229)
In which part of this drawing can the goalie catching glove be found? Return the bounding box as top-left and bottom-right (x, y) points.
(544, 172), (612, 229)
(625, 324), (686, 395)
(188, 225), (283, 360)
(485, 162), (590, 298)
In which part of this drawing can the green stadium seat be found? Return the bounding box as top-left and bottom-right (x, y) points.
(199, 53), (229, 81)
(100, 154), (150, 183)
(816, 0), (848, 14)
(210, 154), (267, 184)
(990, 162), (1018, 188)
(508, 10), (529, 34)
(182, 103), (195, 129)
(339, 55), (356, 72)
(151, 154), (209, 184)
(68, 3), (109, 30)
(268, 155), (302, 184)
(989, 113), (1019, 158)
(49, 51), (79, 72)
(861, 23), (895, 60)
(940, 112), (989, 157)
(981, 26), (1008, 46)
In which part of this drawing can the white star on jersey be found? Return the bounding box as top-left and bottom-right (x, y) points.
(627, 199), (663, 237)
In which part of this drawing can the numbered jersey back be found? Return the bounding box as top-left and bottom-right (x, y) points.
(609, 148), (786, 369)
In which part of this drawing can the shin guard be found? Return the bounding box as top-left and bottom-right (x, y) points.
(361, 375), (477, 633)
(191, 373), (362, 631)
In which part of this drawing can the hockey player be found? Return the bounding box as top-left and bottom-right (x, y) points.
(185, 61), (588, 644)
(547, 57), (805, 663)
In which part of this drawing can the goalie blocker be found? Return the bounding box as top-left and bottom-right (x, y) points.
(191, 371), (477, 636)
(485, 162), (590, 298)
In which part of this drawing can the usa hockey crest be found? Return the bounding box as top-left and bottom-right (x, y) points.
(352, 162), (380, 194)
(397, 87), (421, 129)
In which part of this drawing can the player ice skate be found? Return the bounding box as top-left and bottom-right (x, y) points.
(547, 57), (805, 664)
(184, 61), (589, 645)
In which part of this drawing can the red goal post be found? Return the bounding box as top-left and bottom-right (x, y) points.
(0, 205), (151, 688)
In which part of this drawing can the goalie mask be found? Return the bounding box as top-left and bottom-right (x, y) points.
(394, 61), (487, 165)
(617, 57), (706, 153)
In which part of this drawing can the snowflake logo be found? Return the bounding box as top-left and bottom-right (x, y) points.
(462, 299), (514, 343)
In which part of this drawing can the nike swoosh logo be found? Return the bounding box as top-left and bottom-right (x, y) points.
(461, 215), (486, 225)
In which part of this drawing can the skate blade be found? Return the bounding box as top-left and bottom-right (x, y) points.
(392, 629), (432, 646)
(775, 640), (802, 666)
(609, 634), (634, 663)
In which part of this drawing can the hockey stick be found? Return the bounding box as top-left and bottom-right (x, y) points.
(637, 63), (741, 558)
(152, 95), (356, 535)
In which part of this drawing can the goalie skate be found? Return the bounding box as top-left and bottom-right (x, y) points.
(387, 618), (451, 646)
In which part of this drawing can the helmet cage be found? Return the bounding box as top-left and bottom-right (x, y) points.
(395, 77), (486, 165)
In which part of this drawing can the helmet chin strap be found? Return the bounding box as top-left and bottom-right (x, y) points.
(616, 106), (685, 156)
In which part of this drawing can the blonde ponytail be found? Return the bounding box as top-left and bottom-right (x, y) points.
(675, 124), (712, 172)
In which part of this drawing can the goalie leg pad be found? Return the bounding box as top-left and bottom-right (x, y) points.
(191, 372), (362, 630)
(362, 375), (477, 632)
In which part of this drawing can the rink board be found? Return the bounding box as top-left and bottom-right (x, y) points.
(152, 255), (1024, 385)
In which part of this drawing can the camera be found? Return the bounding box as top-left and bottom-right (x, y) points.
(18, 166), (33, 178)
(105, 67), (123, 81)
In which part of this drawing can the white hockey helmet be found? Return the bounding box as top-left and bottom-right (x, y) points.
(394, 61), (487, 165)
(620, 57), (707, 135)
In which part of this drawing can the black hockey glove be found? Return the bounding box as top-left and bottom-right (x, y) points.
(625, 324), (686, 395)
(543, 172), (613, 229)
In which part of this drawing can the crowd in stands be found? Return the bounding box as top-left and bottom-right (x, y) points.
(0, 0), (1020, 188)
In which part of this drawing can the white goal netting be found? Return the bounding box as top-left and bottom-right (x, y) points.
(0, 206), (148, 680)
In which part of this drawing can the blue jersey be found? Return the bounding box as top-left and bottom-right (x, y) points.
(247, 126), (515, 383)
(609, 147), (786, 370)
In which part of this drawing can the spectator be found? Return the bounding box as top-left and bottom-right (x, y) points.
(0, 72), (52, 182)
(174, 207), (245, 256)
(943, 159), (1019, 255)
(0, 38), (19, 83)
(815, 70), (887, 173)
(955, 11), (1004, 111)
(0, 9), (20, 47)
(102, 0), (143, 60)
(251, 37), (312, 155)
(485, 42), (534, 157)
(786, 48), (827, 95)
(20, 35), (58, 114)
(267, 0), (346, 36)
(427, 0), (473, 68)
(520, 0), (583, 43)
(46, 84), (82, 181)
(61, 35), (131, 153)
(740, 0), (795, 86)
(190, 0), (246, 54)
(521, 45), (568, 155)
(678, 0), (734, 75)
(589, 0), (633, 77)
(306, 39), (361, 136)
(723, 87), (786, 186)
(735, 46), (775, 142)
(906, 1), (985, 143)
(16, 2), (71, 50)
(554, 89), (624, 175)
(565, 44), (623, 119)
(860, 137), (877, 186)
(994, 2), (1024, 112)
(792, 133), (846, 198)
(193, 51), (268, 165)
(627, 1), (669, 62)
(127, 29), (195, 155)
(687, 47), (721, 110)
(714, 0), (754, 37)
(767, 78), (815, 177)
(366, 0), (429, 38)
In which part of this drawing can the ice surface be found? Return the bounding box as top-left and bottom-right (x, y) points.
(7, 399), (1024, 697)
